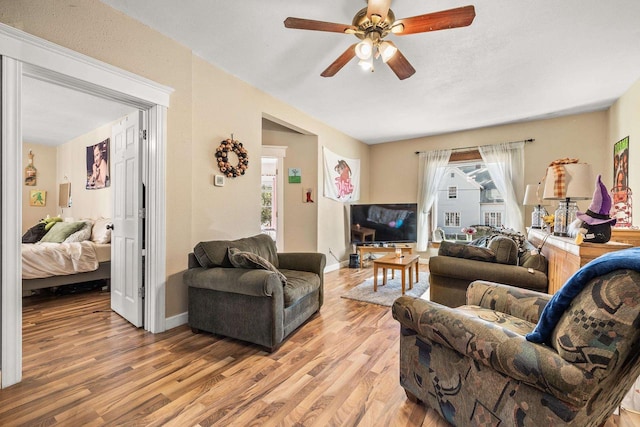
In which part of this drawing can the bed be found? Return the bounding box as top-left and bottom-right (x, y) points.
(21, 217), (112, 293)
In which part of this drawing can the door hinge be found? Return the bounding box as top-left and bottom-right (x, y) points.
(138, 287), (145, 298)
(139, 208), (146, 218)
(140, 129), (147, 140)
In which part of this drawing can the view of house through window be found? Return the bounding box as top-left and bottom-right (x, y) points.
(434, 160), (504, 241)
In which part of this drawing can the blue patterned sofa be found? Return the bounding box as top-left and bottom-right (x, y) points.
(393, 264), (640, 426)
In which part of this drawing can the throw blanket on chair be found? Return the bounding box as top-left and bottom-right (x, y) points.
(527, 247), (640, 344)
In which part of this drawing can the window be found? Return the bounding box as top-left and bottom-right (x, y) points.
(435, 159), (504, 234)
(448, 186), (458, 199)
(444, 212), (461, 227)
(484, 212), (503, 227)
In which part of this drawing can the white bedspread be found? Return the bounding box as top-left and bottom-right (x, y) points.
(22, 241), (99, 279)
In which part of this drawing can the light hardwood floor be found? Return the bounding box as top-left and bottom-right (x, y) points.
(0, 265), (627, 426)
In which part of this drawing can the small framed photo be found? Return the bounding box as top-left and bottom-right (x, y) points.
(214, 175), (225, 187)
(29, 190), (46, 207)
(288, 168), (301, 183)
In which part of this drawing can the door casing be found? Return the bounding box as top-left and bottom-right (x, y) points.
(1, 23), (172, 388)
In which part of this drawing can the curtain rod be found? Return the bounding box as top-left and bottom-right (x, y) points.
(414, 138), (534, 155)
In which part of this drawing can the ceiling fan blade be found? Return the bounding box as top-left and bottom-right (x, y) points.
(321, 44), (357, 77)
(367, 0), (391, 22)
(284, 17), (356, 34)
(385, 43), (416, 80)
(392, 5), (476, 35)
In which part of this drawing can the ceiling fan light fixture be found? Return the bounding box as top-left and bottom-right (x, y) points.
(379, 41), (397, 63)
(358, 57), (374, 72)
(390, 23), (404, 34)
(355, 38), (373, 60)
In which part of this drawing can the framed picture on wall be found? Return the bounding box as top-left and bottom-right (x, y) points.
(86, 138), (110, 189)
(612, 136), (631, 226)
(29, 190), (46, 207)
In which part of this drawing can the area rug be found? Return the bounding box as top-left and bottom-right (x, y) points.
(341, 274), (430, 307)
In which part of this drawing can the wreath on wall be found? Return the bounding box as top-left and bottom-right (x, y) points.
(215, 137), (249, 178)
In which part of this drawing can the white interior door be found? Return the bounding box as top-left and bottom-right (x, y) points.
(110, 111), (143, 327)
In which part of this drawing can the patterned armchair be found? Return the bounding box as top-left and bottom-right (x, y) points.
(393, 267), (640, 426)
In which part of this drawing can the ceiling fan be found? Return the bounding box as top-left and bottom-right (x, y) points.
(284, 1), (476, 80)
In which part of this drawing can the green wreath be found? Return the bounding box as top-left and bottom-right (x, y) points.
(215, 138), (249, 178)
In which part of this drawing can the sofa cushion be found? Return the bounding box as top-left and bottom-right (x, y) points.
(438, 241), (496, 262)
(280, 269), (321, 307)
(526, 247), (640, 345)
(520, 249), (548, 274)
(227, 247), (286, 285)
(488, 236), (518, 265)
(494, 228), (527, 253)
(194, 234), (279, 269)
(550, 269), (640, 378)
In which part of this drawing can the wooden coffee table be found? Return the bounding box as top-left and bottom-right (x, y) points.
(357, 244), (413, 269)
(372, 253), (420, 295)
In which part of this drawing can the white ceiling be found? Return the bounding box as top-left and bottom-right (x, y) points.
(23, 76), (136, 146)
(23, 1), (640, 146)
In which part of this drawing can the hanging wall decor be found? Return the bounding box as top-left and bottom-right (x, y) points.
(86, 138), (111, 189)
(25, 150), (37, 186)
(29, 190), (46, 207)
(215, 136), (249, 178)
(612, 136), (632, 226)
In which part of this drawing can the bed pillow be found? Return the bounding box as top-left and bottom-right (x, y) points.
(64, 221), (94, 243)
(22, 222), (48, 243)
(91, 218), (112, 244)
(40, 221), (86, 243)
(227, 247), (287, 285)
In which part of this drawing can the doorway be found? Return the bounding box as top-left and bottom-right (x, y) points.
(1, 24), (171, 387)
(261, 146), (287, 250)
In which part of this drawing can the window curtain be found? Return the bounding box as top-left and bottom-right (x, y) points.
(416, 149), (451, 251)
(479, 141), (525, 233)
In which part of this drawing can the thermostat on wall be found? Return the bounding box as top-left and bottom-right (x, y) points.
(214, 175), (225, 187)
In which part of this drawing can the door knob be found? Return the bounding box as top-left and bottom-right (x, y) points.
(106, 224), (114, 230)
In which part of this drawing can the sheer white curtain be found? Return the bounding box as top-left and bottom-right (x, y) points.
(416, 149), (451, 251)
(479, 142), (525, 232)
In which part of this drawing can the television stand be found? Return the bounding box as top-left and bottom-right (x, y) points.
(357, 244), (413, 269)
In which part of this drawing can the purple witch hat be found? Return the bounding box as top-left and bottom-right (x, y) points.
(576, 174), (617, 226)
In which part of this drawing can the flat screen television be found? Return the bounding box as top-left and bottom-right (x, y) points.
(350, 203), (418, 244)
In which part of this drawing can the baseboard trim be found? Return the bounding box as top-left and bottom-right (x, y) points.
(325, 260), (349, 273)
(165, 311), (188, 330)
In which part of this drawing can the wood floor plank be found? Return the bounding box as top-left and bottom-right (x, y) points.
(0, 265), (626, 426)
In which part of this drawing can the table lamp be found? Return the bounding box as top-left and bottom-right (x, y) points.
(543, 162), (593, 236)
(523, 184), (549, 228)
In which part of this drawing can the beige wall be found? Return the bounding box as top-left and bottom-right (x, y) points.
(7, 1), (635, 321)
(56, 119), (121, 221)
(263, 129), (318, 252)
(22, 143), (57, 232)
(0, 0), (367, 317)
(369, 111), (610, 227)
(608, 77), (640, 227)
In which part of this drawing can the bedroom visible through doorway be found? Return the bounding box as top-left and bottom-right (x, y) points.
(20, 76), (144, 346)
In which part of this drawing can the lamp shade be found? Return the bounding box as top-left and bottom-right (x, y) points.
(355, 38), (373, 60)
(543, 163), (593, 200)
(379, 41), (397, 63)
(523, 184), (547, 206)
